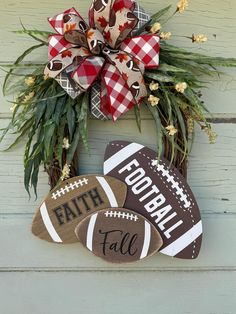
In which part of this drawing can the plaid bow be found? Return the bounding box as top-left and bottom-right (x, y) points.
(44, 1), (160, 121)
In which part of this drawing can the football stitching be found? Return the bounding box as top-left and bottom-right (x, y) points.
(135, 148), (194, 205)
(104, 210), (139, 221)
(111, 143), (124, 148)
(110, 143), (193, 210)
(161, 160), (195, 206)
(51, 178), (89, 200)
(150, 159), (197, 257)
(109, 143), (197, 258)
(137, 149), (192, 209)
(149, 162), (196, 258)
(151, 164), (194, 218)
(155, 163), (191, 209)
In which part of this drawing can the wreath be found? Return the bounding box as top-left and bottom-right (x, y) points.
(1, 0), (236, 196)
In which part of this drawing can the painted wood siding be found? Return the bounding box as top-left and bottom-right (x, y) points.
(0, 1), (236, 313)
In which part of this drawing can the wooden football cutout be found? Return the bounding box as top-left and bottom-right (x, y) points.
(103, 141), (203, 259)
(75, 208), (163, 263)
(32, 175), (127, 244)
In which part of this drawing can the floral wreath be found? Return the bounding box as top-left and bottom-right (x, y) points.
(1, 0), (236, 195)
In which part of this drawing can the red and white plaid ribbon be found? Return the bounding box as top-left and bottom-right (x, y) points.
(44, 0), (160, 121)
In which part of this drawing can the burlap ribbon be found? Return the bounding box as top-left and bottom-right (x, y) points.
(44, 1), (160, 121)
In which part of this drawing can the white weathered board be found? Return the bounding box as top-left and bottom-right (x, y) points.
(0, 0), (236, 313)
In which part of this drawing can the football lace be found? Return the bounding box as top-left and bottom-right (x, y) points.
(51, 178), (89, 200)
(156, 164), (191, 209)
(104, 210), (139, 221)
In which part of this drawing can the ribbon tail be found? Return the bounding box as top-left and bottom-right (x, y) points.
(104, 50), (147, 105)
(101, 63), (136, 121)
(72, 56), (105, 91)
(90, 82), (110, 120)
(99, 81), (112, 117)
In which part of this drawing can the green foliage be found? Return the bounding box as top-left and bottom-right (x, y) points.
(133, 106), (142, 132)
(2, 43), (45, 96)
(144, 37), (236, 161)
(13, 29), (51, 45)
(1, 79), (88, 196)
(1, 10), (236, 194)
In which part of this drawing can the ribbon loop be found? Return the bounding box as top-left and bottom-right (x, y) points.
(104, 48), (147, 104)
(121, 34), (160, 69)
(89, 0), (113, 33)
(101, 63), (136, 121)
(103, 8), (138, 48)
(48, 34), (74, 60)
(112, 0), (135, 12)
(72, 56), (105, 91)
(45, 47), (91, 78)
(48, 8), (88, 35)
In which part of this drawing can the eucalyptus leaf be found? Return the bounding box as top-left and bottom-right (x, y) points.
(134, 5), (172, 35)
(0, 122), (13, 145)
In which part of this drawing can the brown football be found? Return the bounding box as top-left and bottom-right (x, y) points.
(75, 208), (163, 263)
(103, 141), (203, 259)
(32, 175), (127, 244)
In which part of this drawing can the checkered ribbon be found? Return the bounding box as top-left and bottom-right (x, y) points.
(90, 82), (109, 120)
(44, 1), (160, 121)
(132, 2), (151, 35)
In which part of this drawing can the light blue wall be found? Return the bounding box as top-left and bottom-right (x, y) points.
(0, 1), (236, 313)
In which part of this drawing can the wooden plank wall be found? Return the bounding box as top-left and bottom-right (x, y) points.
(0, 0), (236, 313)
